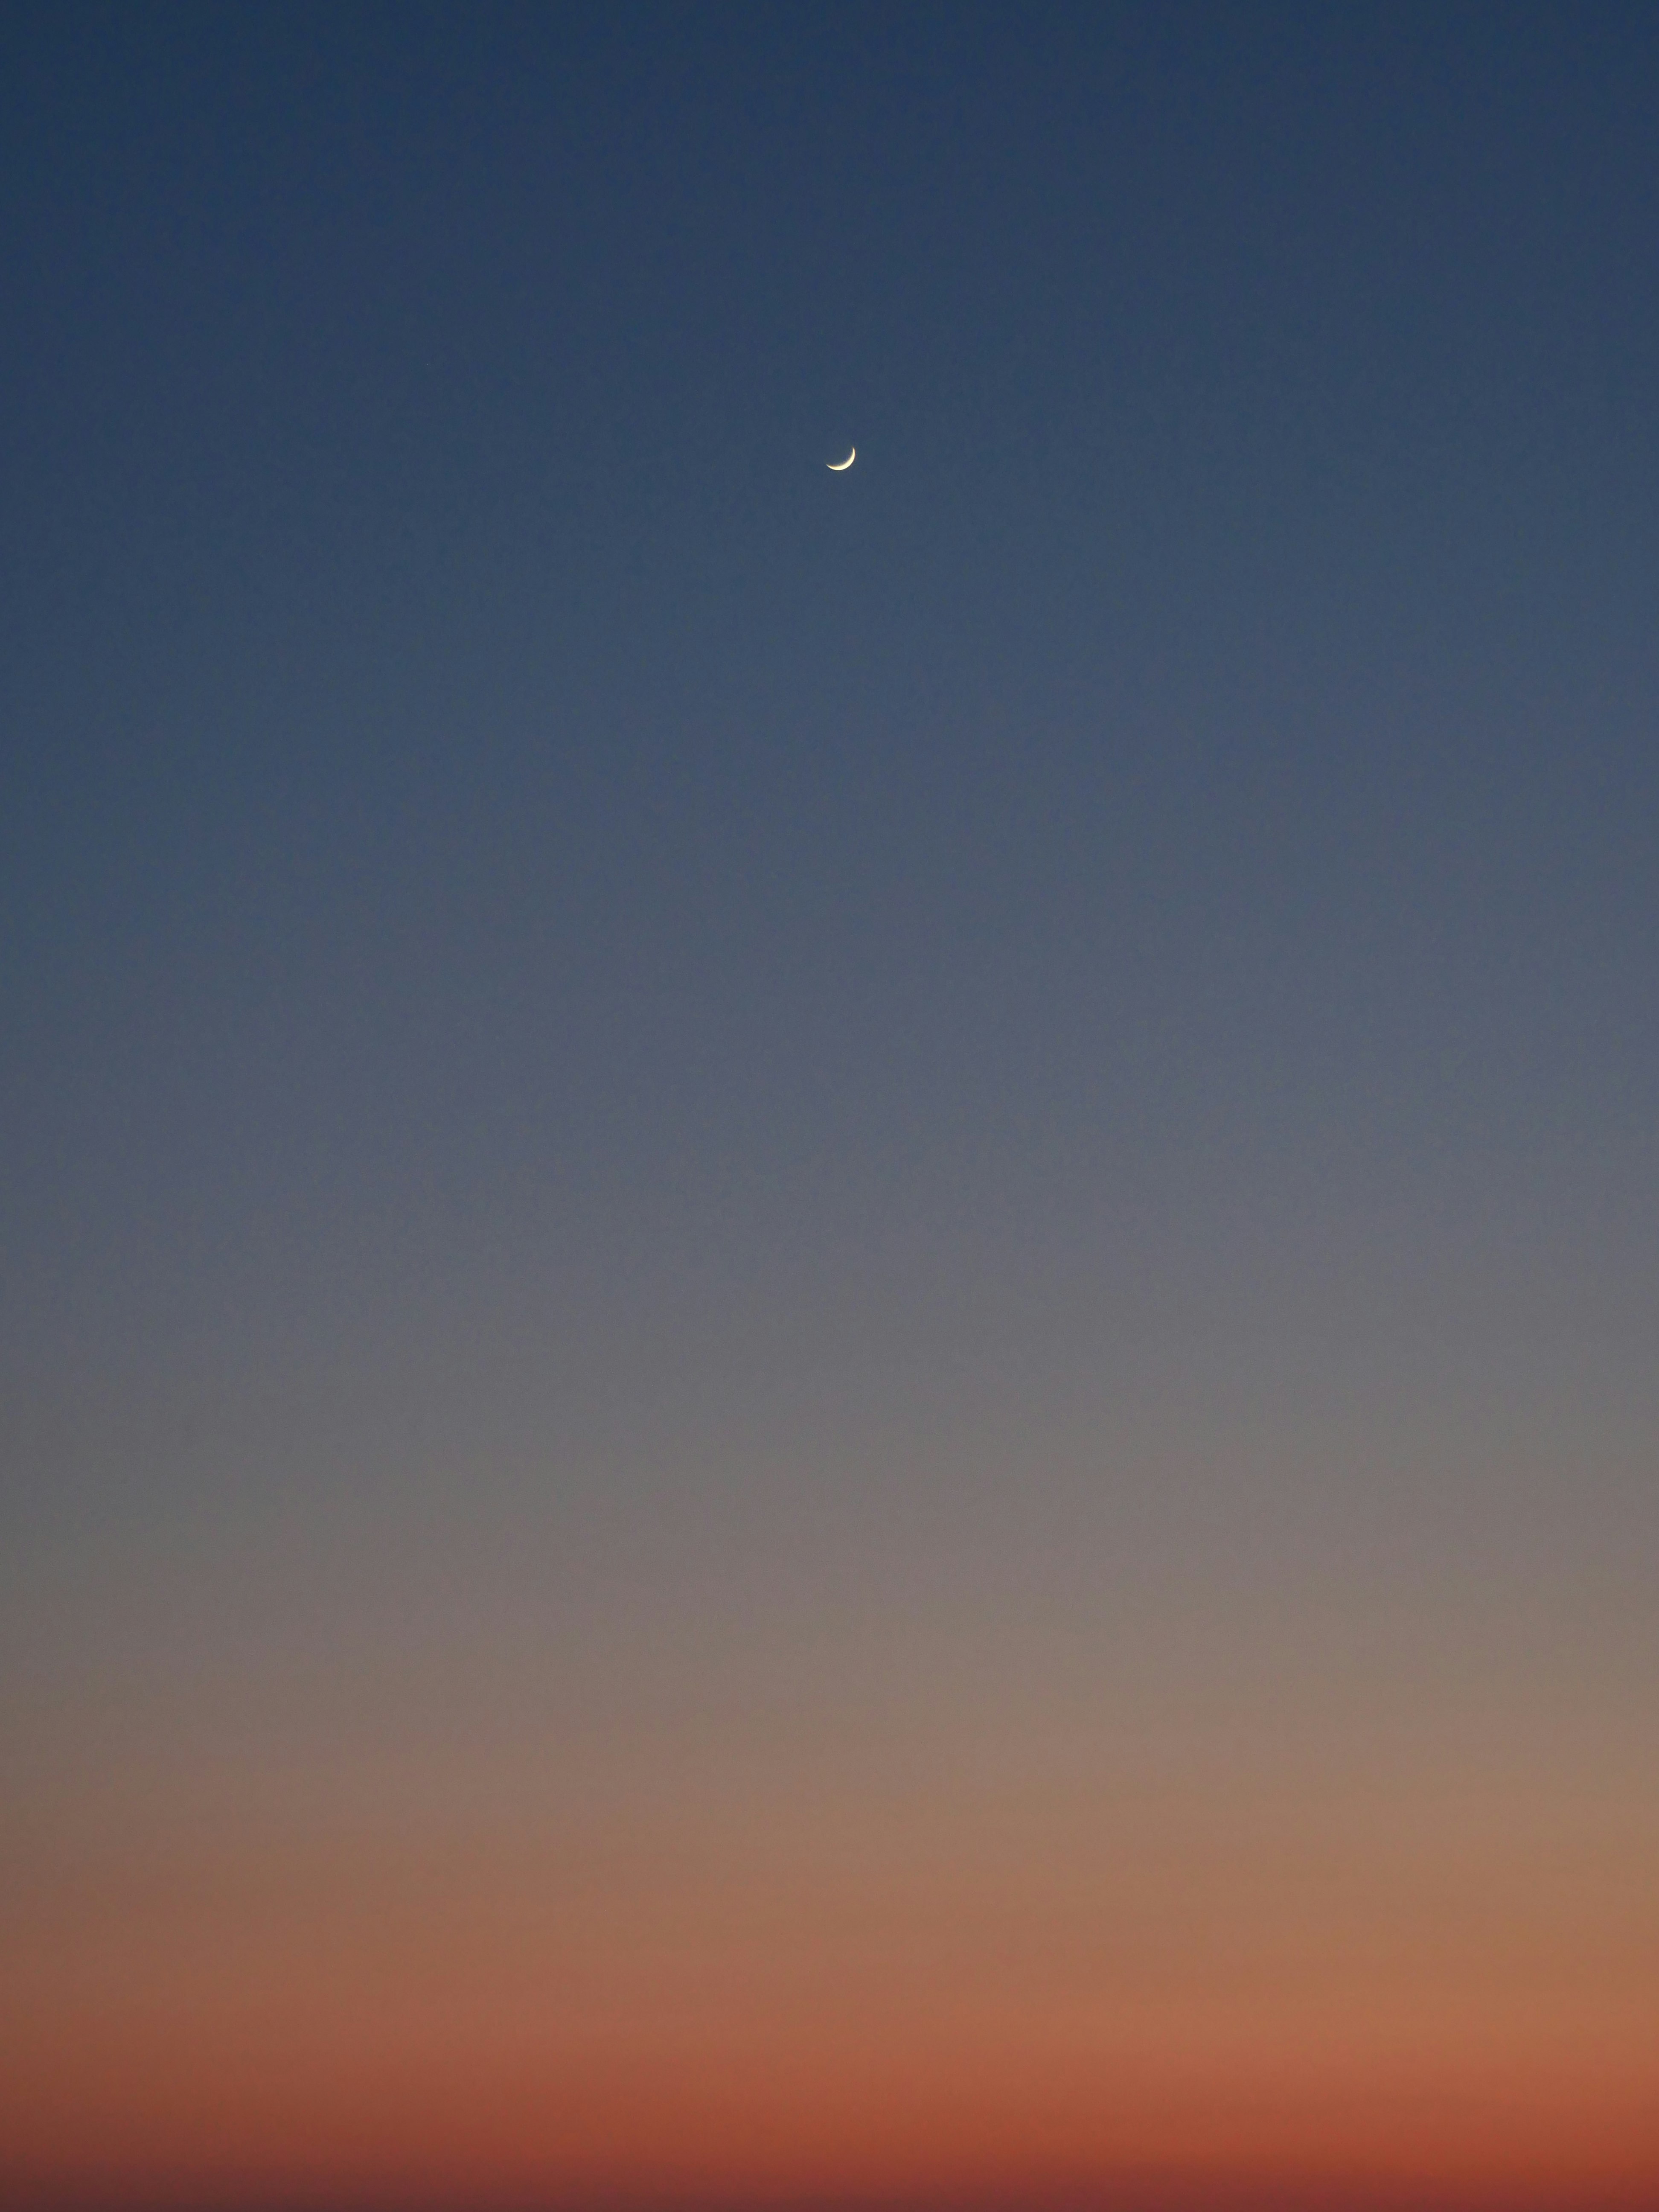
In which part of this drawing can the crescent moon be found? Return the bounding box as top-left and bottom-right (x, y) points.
(827, 447), (856, 471)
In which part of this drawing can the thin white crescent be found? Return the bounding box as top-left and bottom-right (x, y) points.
(827, 447), (856, 471)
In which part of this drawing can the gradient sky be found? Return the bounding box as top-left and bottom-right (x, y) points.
(3, 7), (1658, 2210)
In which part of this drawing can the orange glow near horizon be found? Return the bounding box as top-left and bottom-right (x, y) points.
(6, 1659), (1657, 2212)
(8, 1962), (1658, 2212)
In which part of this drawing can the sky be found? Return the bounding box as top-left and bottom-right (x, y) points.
(3, 5), (1657, 2209)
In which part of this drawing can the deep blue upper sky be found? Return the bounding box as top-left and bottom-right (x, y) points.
(4, 2), (1657, 1546)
